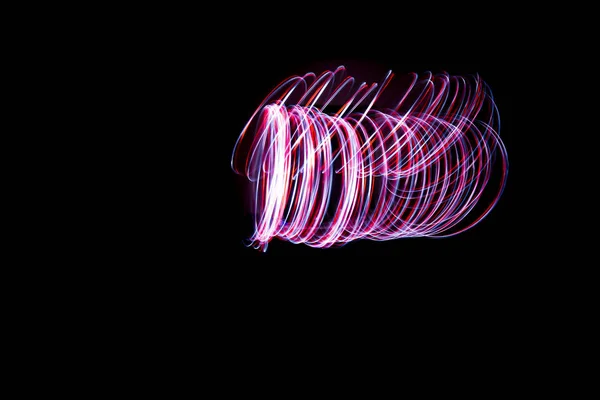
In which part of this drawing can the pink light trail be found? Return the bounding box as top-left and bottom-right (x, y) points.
(231, 66), (508, 252)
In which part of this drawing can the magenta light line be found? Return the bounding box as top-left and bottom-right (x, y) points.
(231, 66), (508, 252)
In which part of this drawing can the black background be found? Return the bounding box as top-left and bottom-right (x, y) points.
(63, 7), (571, 369)
(25, 5), (577, 379)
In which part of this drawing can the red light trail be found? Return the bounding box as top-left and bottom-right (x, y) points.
(232, 66), (508, 251)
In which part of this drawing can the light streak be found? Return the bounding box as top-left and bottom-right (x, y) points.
(232, 66), (508, 252)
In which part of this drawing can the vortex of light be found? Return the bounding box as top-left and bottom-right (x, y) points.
(231, 66), (508, 252)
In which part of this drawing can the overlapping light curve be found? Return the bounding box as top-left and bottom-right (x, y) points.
(231, 66), (508, 251)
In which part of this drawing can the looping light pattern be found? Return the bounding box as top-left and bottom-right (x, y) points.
(232, 66), (508, 251)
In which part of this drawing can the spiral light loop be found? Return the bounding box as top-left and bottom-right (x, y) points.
(232, 66), (508, 251)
